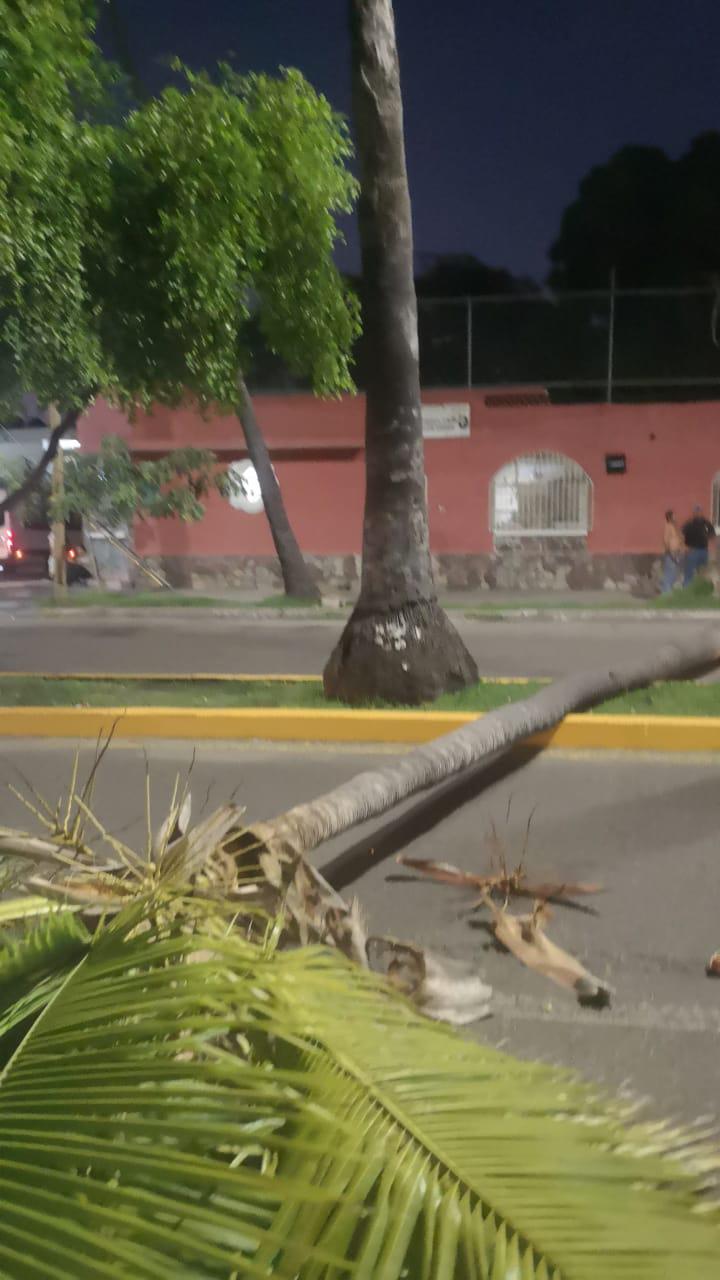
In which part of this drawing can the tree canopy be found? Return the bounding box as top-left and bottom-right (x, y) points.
(415, 252), (534, 297)
(1, 7), (359, 422)
(0, 0), (107, 416)
(3, 437), (234, 531)
(0, 1), (360, 585)
(60, 436), (235, 527)
(83, 66), (359, 414)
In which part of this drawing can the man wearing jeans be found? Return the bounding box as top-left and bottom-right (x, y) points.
(681, 505), (716, 586)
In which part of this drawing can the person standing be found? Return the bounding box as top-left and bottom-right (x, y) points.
(661, 509), (684, 593)
(681, 505), (716, 586)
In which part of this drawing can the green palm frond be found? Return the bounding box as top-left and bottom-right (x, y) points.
(239, 946), (720, 1280)
(0, 917), (717, 1278)
(0, 924), (348, 1279)
(0, 911), (90, 1056)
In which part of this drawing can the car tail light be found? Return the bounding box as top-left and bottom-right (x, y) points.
(67, 547), (76, 560)
(14, 548), (23, 561)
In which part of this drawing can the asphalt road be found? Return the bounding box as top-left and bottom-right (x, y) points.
(3, 738), (718, 1124)
(0, 608), (716, 678)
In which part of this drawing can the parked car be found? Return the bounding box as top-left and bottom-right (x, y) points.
(0, 489), (84, 578)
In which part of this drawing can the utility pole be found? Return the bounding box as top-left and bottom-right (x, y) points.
(48, 405), (66, 599)
(606, 267), (616, 404)
(466, 296), (473, 388)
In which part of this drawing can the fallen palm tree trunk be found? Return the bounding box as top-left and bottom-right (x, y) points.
(246, 630), (720, 861)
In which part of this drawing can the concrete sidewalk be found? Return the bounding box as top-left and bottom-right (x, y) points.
(2, 577), (718, 621)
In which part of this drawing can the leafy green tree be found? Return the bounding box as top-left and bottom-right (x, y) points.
(3, 437), (235, 588)
(0, 0), (109, 514)
(324, 0), (477, 703)
(58, 435), (234, 528)
(3, 439), (237, 599)
(86, 64), (359, 601)
(2, 7), (359, 601)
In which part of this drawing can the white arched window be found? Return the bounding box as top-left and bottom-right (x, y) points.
(490, 452), (592, 537)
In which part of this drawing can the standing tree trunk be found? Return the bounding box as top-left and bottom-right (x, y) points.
(236, 376), (320, 602)
(50, 436), (67, 599)
(323, 0), (477, 705)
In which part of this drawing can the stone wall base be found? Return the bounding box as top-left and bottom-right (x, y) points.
(145, 554), (362, 596)
(139, 547), (704, 596)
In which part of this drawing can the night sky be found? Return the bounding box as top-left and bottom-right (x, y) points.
(101, 0), (720, 282)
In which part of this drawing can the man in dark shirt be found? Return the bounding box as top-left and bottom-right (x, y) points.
(682, 505), (716, 586)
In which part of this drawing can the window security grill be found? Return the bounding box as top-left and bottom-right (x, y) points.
(490, 452), (592, 536)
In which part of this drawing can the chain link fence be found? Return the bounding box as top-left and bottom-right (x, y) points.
(417, 286), (720, 401)
(246, 285), (720, 402)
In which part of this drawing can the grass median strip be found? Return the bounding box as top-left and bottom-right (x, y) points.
(464, 579), (720, 615)
(1, 676), (720, 716)
(43, 591), (330, 610)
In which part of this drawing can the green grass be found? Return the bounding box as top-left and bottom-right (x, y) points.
(463, 598), (639, 615)
(650, 577), (719, 609)
(434, 680), (720, 716)
(1, 675), (720, 716)
(0, 677), (332, 708)
(464, 579), (720, 615)
(44, 591), (325, 610)
(257, 593), (329, 609)
(45, 587), (720, 615)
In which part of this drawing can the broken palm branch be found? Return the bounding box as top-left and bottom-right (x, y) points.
(1, 751), (370, 967)
(1, 760), (502, 1027)
(243, 629), (720, 864)
(486, 896), (612, 1007)
(396, 853), (603, 905)
(0, 752), (494, 1024)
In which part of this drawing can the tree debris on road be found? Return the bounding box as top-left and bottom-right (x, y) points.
(485, 897), (612, 1007)
(367, 935), (492, 1024)
(396, 852), (603, 906)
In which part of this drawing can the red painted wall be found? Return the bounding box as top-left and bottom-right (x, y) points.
(80, 393), (720, 558)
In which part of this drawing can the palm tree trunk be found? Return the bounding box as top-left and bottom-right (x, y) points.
(236, 376), (320, 602)
(251, 629), (720, 861)
(323, 0), (477, 704)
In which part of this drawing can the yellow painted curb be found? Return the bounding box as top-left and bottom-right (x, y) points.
(0, 673), (540, 685)
(0, 672), (323, 683)
(0, 706), (719, 751)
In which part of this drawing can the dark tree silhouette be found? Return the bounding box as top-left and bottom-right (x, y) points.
(415, 253), (533, 298)
(549, 135), (720, 289)
(549, 146), (674, 289)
